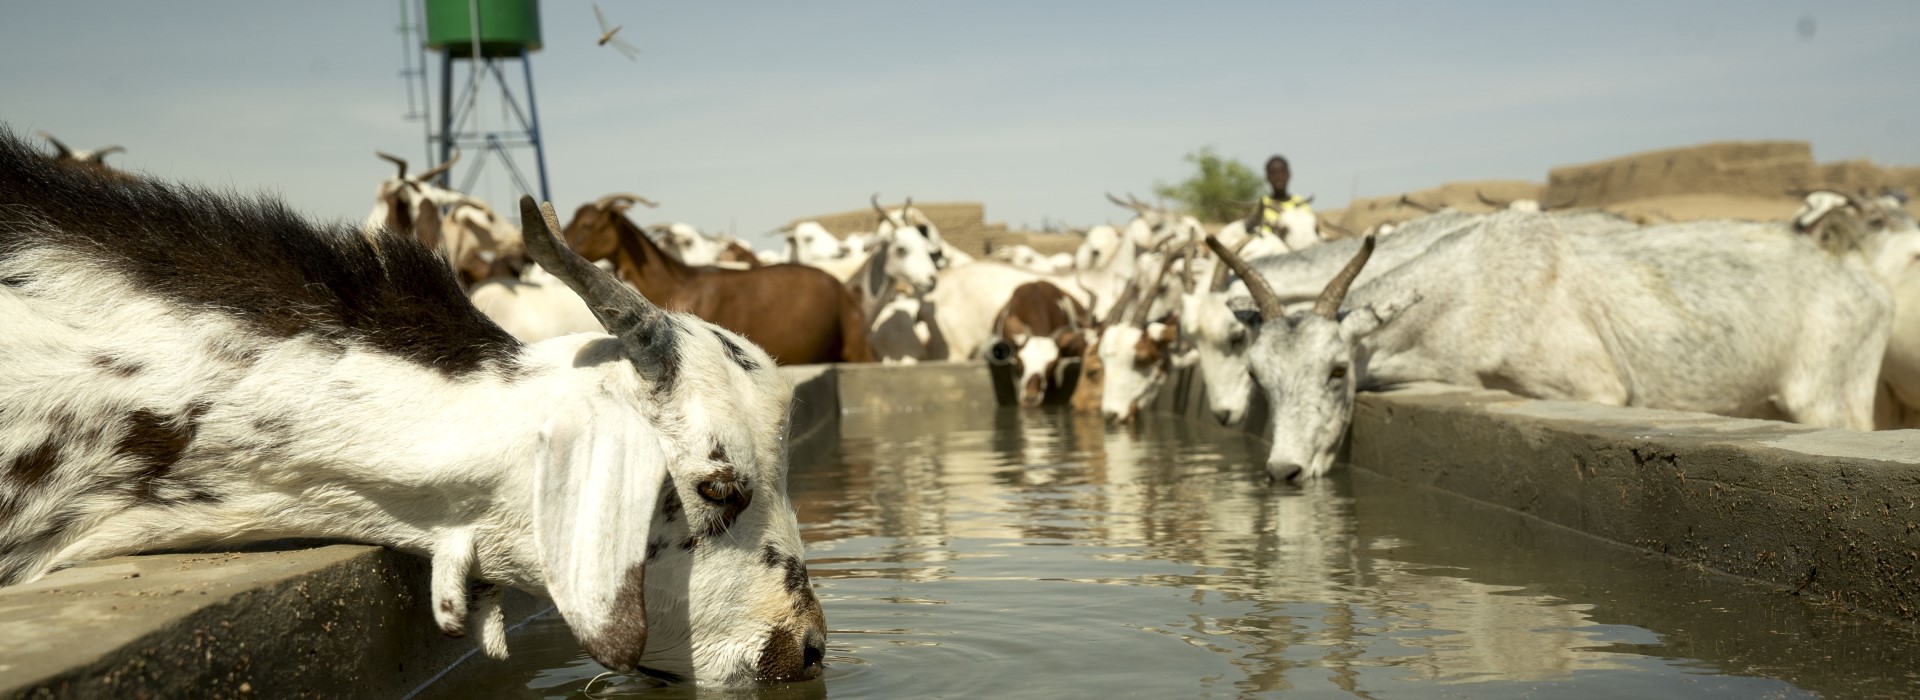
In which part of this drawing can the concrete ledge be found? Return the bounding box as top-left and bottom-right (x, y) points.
(0, 545), (545, 699)
(1348, 384), (1920, 624)
(831, 361), (996, 414)
(781, 364), (839, 449)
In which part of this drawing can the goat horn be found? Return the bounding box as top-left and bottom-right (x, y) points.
(1178, 240), (1198, 294)
(1543, 192), (1578, 211)
(1102, 279), (1140, 328)
(902, 196), (913, 222)
(86, 146), (125, 163)
(1205, 235), (1286, 322)
(597, 192), (659, 209)
(1476, 190), (1508, 209)
(870, 193), (894, 224)
(375, 151), (408, 179)
(417, 148), (461, 181)
(1208, 237), (1251, 292)
(1398, 194), (1438, 213)
(38, 131), (74, 158)
(1311, 235), (1376, 320)
(1319, 219), (1357, 238)
(1131, 250), (1180, 328)
(1106, 192), (1144, 213)
(518, 196), (675, 381)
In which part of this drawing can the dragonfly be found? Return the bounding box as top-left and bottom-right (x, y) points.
(594, 3), (640, 61)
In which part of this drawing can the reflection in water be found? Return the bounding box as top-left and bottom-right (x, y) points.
(421, 408), (1918, 699)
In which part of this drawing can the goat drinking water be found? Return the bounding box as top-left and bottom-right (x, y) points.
(0, 131), (825, 684)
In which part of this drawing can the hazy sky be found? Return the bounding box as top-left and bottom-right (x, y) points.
(4, 1), (1916, 246)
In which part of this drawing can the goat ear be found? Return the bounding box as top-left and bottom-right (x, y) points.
(1146, 320), (1177, 345)
(1056, 329), (1085, 357)
(533, 402), (669, 673)
(1226, 296), (1262, 327)
(415, 203), (445, 253)
(1339, 291), (1420, 339)
(1154, 313), (1180, 344)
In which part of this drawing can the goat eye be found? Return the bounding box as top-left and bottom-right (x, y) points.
(697, 480), (734, 503)
(1330, 365), (1348, 380)
(894, 247), (908, 257)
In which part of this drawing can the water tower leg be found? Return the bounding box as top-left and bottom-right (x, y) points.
(520, 50), (551, 203)
(438, 51), (455, 189)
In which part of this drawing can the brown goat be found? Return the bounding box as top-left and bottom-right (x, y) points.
(563, 196), (874, 365)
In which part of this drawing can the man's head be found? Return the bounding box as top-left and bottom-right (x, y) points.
(1266, 156), (1291, 196)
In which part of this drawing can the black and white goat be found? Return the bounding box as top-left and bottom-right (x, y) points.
(0, 129), (824, 684)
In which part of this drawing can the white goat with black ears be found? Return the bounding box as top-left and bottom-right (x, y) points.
(0, 128), (824, 684)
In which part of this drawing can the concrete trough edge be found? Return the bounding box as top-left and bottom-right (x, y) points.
(1343, 384), (1920, 625)
(1158, 373), (1918, 625)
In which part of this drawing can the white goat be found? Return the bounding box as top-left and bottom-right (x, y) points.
(1185, 211), (1488, 425)
(1794, 190), (1920, 428)
(872, 194), (972, 269)
(1188, 210), (1635, 426)
(783, 221), (848, 265)
(1208, 210), (1891, 481)
(1075, 224), (1121, 271)
(364, 150), (466, 248)
(655, 222), (727, 266)
(990, 243), (1059, 273)
(0, 136), (824, 685)
(849, 199), (944, 362)
(1097, 251), (1191, 424)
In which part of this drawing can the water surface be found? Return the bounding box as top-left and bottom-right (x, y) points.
(422, 408), (1920, 698)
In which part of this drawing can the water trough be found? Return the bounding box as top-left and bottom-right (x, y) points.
(2, 361), (1915, 697)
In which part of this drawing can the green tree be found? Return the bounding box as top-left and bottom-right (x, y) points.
(1153, 147), (1264, 223)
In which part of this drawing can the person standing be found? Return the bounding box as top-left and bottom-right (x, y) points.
(1249, 155), (1310, 240)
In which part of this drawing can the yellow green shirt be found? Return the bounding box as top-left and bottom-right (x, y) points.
(1253, 195), (1311, 237)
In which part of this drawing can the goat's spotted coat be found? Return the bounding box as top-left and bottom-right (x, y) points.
(0, 129), (823, 684)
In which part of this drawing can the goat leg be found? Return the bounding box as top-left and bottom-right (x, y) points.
(472, 584), (509, 659)
(430, 527), (476, 637)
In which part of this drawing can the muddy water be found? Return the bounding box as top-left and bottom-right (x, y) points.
(421, 408), (1920, 698)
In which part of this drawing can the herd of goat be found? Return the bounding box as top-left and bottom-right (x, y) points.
(359, 144), (1919, 458)
(1, 128), (1915, 685)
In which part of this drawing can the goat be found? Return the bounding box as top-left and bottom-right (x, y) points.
(843, 199), (944, 362)
(364, 149), (463, 250)
(1098, 249), (1189, 424)
(872, 194), (971, 269)
(1070, 281), (1139, 416)
(466, 264), (603, 343)
(0, 129), (824, 683)
(1185, 211), (1486, 426)
(363, 150), (530, 288)
(565, 196), (875, 364)
(1188, 210), (1634, 426)
(986, 282), (1091, 407)
(37, 131), (132, 180)
(782, 221), (848, 265)
(1075, 224), (1122, 271)
(1794, 189), (1920, 428)
(652, 223), (760, 269)
(1208, 210), (1891, 481)
(989, 244), (1059, 273)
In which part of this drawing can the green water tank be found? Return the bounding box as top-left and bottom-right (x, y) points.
(425, 0), (542, 58)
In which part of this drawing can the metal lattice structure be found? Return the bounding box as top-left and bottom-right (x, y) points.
(394, 0), (550, 201)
